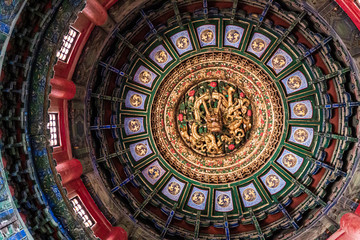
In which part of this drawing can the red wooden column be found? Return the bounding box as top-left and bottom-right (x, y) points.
(328, 204), (360, 240)
(50, 77), (76, 100)
(82, 0), (108, 26)
(336, 0), (360, 30)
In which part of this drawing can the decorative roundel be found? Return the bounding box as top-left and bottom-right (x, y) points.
(282, 154), (297, 168)
(293, 103), (308, 117)
(191, 192), (205, 205)
(167, 182), (181, 195)
(87, 4), (355, 238)
(265, 174), (280, 188)
(128, 119), (141, 132)
(226, 30), (240, 43)
(200, 29), (214, 43)
(287, 75), (302, 90)
(147, 166), (161, 179)
(293, 128), (309, 143)
(250, 38), (265, 52)
(139, 70), (152, 84)
(176, 36), (190, 49)
(271, 54), (287, 69)
(217, 194), (231, 208)
(129, 94), (142, 107)
(154, 50), (168, 63)
(134, 143), (147, 157)
(242, 188), (257, 202)
(152, 53), (284, 183)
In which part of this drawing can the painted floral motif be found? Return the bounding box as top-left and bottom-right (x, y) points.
(128, 119), (141, 132)
(200, 29), (214, 43)
(155, 50), (168, 63)
(191, 191), (205, 205)
(282, 154), (297, 168)
(243, 188), (257, 202)
(251, 38), (265, 52)
(147, 166), (161, 179)
(139, 70), (152, 84)
(294, 129), (309, 143)
(176, 36), (190, 49)
(130, 94), (142, 107)
(293, 103), (308, 117)
(265, 174), (280, 188)
(168, 182), (181, 195)
(217, 194), (231, 207)
(226, 30), (240, 43)
(135, 143), (147, 156)
(287, 76), (302, 90)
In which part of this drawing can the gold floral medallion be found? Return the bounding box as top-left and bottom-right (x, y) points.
(217, 194), (231, 207)
(135, 143), (147, 156)
(168, 182), (181, 195)
(272, 55), (287, 69)
(265, 174), (280, 188)
(226, 30), (240, 43)
(251, 38), (266, 52)
(139, 70), (152, 84)
(128, 119), (141, 132)
(192, 191), (205, 205)
(294, 129), (308, 143)
(287, 76), (302, 90)
(155, 50), (168, 63)
(282, 154), (297, 168)
(293, 103), (308, 117)
(147, 166), (161, 179)
(200, 30), (214, 43)
(243, 188), (257, 202)
(176, 37), (190, 49)
(130, 94), (142, 107)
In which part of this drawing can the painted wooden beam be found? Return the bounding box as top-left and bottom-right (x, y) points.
(111, 170), (140, 193)
(256, 0), (274, 28)
(249, 209), (265, 240)
(160, 203), (178, 239)
(171, 0), (184, 29)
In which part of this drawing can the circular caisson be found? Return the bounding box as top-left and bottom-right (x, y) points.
(151, 53), (284, 183)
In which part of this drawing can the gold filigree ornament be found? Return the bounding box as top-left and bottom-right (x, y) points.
(287, 76), (302, 90)
(226, 30), (240, 43)
(192, 191), (205, 205)
(151, 53), (284, 183)
(168, 182), (181, 195)
(243, 188), (257, 202)
(293, 103), (308, 117)
(200, 29), (214, 43)
(155, 50), (168, 63)
(139, 70), (152, 84)
(251, 38), (266, 52)
(282, 154), (297, 168)
(217, 194), (231, 207)
(272, 55), (287, 69)
(147, 166), (161, 179)
(135, 143), (147, 156)
(294, 129), (308, 143)
(177, 81), (252, 156)
(128, 119), (141, 132)
(176, 36), (190, 49)
(130, 94), (142, 107)
(265, 174), (280, 188)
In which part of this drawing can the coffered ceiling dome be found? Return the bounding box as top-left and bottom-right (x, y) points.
(68, 0), (359, 239)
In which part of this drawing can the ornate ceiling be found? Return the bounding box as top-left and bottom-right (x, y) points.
(65, 1), (360, 239)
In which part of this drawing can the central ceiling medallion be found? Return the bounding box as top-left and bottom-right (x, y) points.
(177, 80), (252, 156)
(152, 53), (284, 183)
